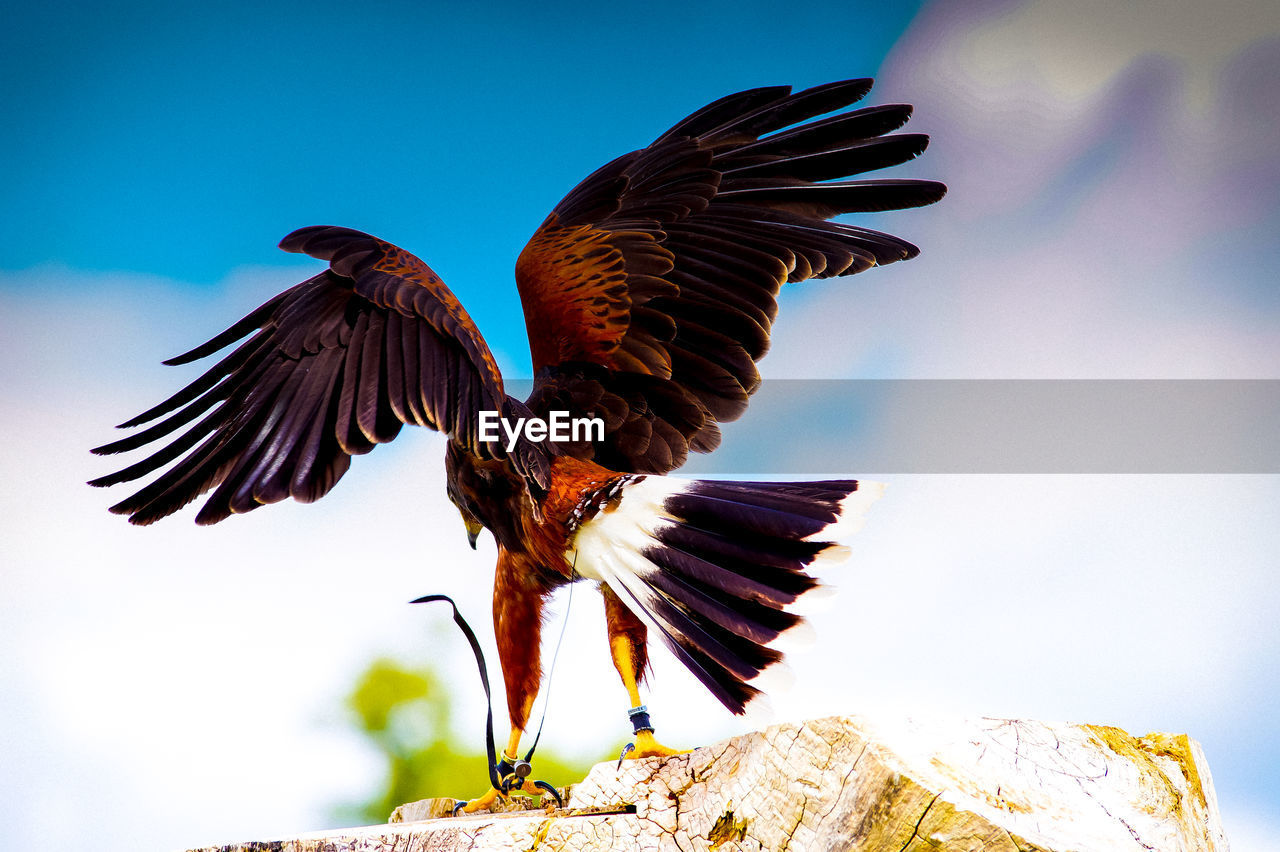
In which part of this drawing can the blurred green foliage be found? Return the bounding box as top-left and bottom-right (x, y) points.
(335, 656), (595, 824)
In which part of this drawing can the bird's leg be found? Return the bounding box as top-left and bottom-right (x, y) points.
(603, 584), (690, 761)
(458, 728), (529, 814)
(456, 551), (560, 814)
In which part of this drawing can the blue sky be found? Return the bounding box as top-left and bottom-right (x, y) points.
(3, 1), (1279, 850)
(1, 0), (923, 372)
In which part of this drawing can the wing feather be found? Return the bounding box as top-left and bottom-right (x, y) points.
(517, 79), (945, 473)
(90, 227), (515, 524)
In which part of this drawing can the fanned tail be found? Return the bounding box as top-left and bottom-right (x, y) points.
(570, 475), (883, 713)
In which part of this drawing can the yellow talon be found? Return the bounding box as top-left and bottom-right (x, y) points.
(459, 786), (504, 813)
(458, 781), (552, 814)
(624, 729), (691, 759)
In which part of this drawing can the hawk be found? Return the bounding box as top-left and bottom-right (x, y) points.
(91, 79), (944, 811)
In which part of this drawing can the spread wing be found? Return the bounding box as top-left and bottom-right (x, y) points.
(516, 79), (945, 473)
(90, 226), (510, 525)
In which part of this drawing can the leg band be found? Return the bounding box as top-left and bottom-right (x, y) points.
(496, 750), (526, 780)
(628, 704), (654, 735)
(495, 750), (532, 792)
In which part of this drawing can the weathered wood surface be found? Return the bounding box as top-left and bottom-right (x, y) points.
(192, 714), (1229, 851)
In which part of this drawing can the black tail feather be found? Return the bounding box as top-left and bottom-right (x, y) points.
(614, 478), (870, 715)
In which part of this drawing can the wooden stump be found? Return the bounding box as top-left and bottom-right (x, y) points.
(192, 714), (1230, 851)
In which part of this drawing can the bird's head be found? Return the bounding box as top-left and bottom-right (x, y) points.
(455, 505), (484, 550)
(444, 441), (528, 551)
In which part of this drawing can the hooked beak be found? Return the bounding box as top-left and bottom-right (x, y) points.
(464, 517), (483, 550)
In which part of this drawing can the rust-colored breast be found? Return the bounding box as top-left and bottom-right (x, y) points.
(516, 216), (632, 371)
(521, 456), (630, 577)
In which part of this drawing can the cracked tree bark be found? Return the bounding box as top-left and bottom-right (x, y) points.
(191, 714), (1230, 852)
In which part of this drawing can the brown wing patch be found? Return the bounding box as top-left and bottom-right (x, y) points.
(371, 241), (503, 386)
(372, 242), (458, 321)
(516, 216), (633, 370)
(517, 215), (678, 378)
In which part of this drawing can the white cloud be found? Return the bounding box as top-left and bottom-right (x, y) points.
(960, 0), (1279, 111)
(766, 0), (1280, 381)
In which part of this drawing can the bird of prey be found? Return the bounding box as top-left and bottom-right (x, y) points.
(90, 79), (944, 811)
